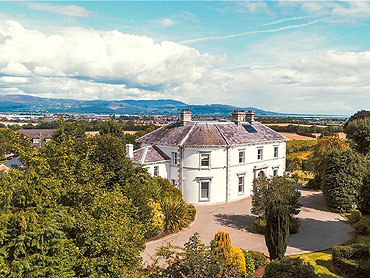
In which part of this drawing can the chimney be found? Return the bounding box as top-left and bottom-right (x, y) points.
(180, 109), (192, 125)
(126, 144), (134, 159)
(231, 110), (246, 125)
(245, 111), (255, 125)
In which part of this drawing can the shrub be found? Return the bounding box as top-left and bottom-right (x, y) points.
(349, 209), (362, 224)
(212, 231), (246, 275)
(263, 257), (317, 278)
(265, 200), (290, 260)
(248, 251), (270, 269)
(161, 197), (195, 232)
(354, 217), (370, 235)
(254, 217), (266, 234)
(240, 249), (256, 278)
(186, 203), (197, 222)
(359, 171), (370, 214)
(332, 244), (370, 278)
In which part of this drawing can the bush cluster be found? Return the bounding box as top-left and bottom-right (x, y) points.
(348, 209), (362, 224)
(248, 251), (270, 269)
(263, 257), (317, 278)
(354, 217), (370, 235)
(332, 244), (370, 278)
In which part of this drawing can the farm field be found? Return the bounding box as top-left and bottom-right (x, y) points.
(280, 132), (316, 140)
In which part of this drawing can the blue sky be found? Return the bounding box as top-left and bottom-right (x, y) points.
(0, 1), (369, 114)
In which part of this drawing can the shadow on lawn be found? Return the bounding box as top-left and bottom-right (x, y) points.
(214, 213), (260, 234)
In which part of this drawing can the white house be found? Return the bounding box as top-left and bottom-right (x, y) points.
(128, 109), (288, 204)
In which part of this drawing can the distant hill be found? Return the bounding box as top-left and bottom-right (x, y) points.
(0, 94), (284, 116)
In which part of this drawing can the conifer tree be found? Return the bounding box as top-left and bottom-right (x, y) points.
(265, 200), (290, 260)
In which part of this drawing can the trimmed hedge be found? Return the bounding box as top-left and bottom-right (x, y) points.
(348, 209), (362, 224)
(332, 244), (370, 278)
(263, 257), (317, 278)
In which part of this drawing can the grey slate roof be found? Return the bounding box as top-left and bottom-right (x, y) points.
(137, 121), (287, 147)
(132, 145), (170, 165)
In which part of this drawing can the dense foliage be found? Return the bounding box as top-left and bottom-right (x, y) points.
(345, 117), (370, 156)
(321, 148), (366, 212)
(263, 257), (317, 278)
(265, 200), (290, 260)
(252, 176), (301, 218)
(309, 135), (349, 189)
(145, 233), (246, 278)
(332, 244), (370, 278)
(0, 120), (194, 276)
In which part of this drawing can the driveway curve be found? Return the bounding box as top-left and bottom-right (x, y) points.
(142, 189), (354, 262)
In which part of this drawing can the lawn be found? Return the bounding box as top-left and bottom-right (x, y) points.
(293, 250), (342, 278)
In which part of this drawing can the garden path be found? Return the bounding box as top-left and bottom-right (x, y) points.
(142, 188), (354, 263)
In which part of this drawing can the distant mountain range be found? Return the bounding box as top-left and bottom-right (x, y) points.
(0, 94), (286, 116)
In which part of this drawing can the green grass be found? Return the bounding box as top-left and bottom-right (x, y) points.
(293, 250), (342, 278)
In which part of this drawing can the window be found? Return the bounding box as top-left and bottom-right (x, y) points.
(32, 138), (39, 144)
(171, 179), (176, 186)
(200, 153), (210, 167)
(274, 146), (278, 158)
(153, 166), (159, 176)
(238, 151), (245, 164)
(257, 148), (263, 160)
(45, 138), (51, 143)
(200, 181), (210, 201)
(171, 152), (178, 165)
(273, 169), (278, 177)
(238, 176), (244, 195)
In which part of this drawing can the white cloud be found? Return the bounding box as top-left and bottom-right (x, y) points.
(0, 19), (369, 114)
(263, 16), (311, 26)
(1, 62), (31, 76)
(159, 18), (175, 27)
(25, 3), (92, 17)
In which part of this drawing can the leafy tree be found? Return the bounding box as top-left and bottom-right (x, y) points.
(321, 148), (366, 212)
(252, 176), (301, 218)
(345, 117), (370, 156)
(359, 165), (370, 214)
(309, 135), (349, 188)
(265, 200), (290, 260)
(98, 120), (123, 137)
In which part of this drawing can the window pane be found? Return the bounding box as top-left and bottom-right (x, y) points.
(201, 182), (209, 199)
(201, 154), (209, 167)
(239, 151), (244, 163)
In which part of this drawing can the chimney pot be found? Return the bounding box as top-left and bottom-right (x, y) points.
(180, 109), (192, 125)
(126, 144), (134, 159)
(231, 110), (246, 125)
(245, 111), (255, 124)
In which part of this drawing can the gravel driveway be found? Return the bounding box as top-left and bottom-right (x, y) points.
(142, 188), (354, 262)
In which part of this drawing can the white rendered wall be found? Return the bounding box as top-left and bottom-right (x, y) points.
(181, 147), (227, 204)
(143, 162), (168, 179)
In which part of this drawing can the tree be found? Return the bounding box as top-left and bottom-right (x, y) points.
(345, 117), (370, 156)
(359, 167), (370, 214)
(309, 135), (349, 188)
(252, 176), (301, 218)
(321, 148), (366, 212)
(265, 200), (290, 260)
(98, 120), (123, 137)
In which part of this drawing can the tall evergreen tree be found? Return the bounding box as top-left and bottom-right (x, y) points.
(265, 200), (290, 260)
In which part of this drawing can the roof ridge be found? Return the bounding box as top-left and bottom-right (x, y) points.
(141, 146), (149, 164)
(178, 122), (196, 146)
